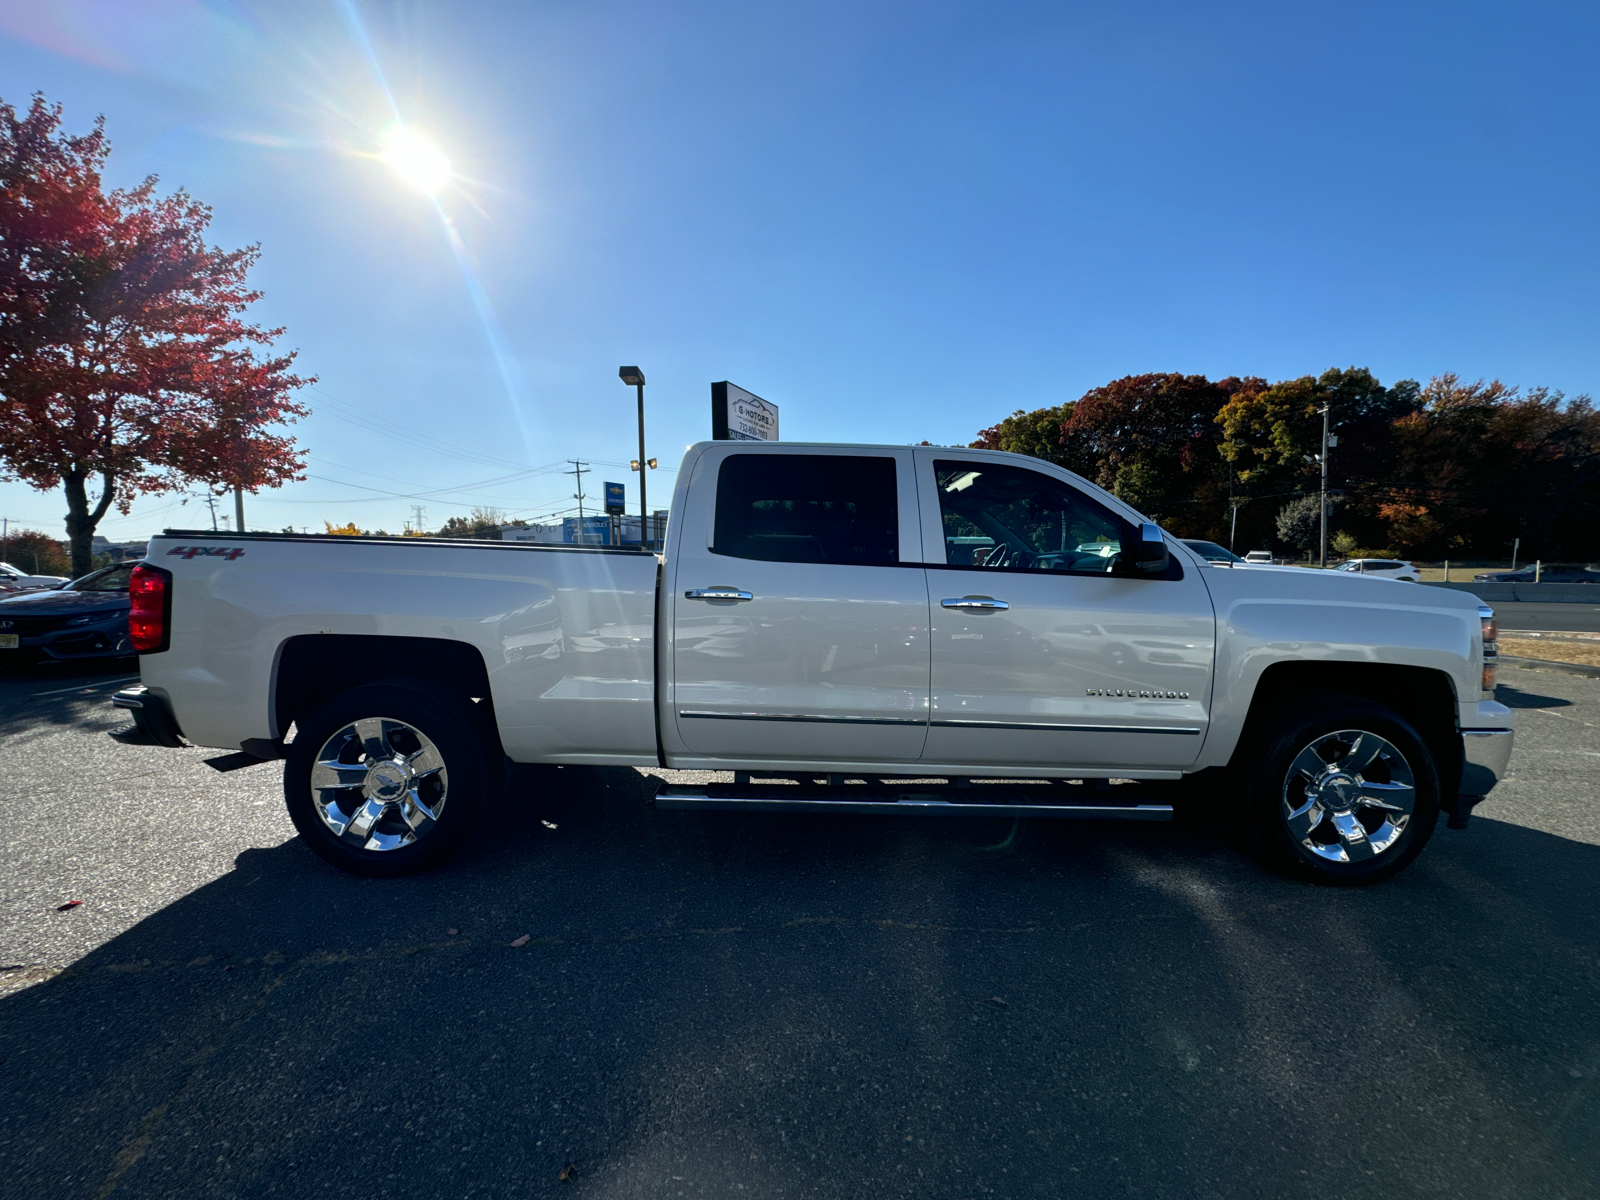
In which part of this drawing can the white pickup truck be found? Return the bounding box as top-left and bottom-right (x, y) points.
(115, 441), (1512, 884)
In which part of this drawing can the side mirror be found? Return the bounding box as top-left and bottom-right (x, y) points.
(1130, 522), (1169, 575)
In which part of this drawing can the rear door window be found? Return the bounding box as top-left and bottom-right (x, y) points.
(713, 454), (899, 566)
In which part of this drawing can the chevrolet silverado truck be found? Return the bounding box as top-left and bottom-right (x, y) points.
(114, 441), (1513, 884)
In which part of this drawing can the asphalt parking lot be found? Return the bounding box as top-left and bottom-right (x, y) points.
(1489, 601), (1600, 634)
(2, 661), (1598, 1199)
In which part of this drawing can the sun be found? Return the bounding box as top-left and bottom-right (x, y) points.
(380, 124), (452, 195)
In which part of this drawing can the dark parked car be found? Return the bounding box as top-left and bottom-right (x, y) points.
(1473, 564), (1600, 583)
(1182, 540), (1246, 564)
(0, 561), (136, 666)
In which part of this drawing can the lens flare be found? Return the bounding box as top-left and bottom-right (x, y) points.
(380, 125), (451, 194)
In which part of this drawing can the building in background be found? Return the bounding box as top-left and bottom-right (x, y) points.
(92, 536), (149, 561)
(503, 511), (667, 547)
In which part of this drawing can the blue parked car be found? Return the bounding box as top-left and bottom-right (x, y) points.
(0, 561), (136, 667)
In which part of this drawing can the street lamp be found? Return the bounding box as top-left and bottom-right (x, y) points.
(619, 366), (650, 548)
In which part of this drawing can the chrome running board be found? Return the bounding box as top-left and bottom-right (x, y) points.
(652, 781), (1173, 821)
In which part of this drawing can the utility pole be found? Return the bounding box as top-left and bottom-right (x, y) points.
(235, 487), (246, 534)
(1227, 465), (1238, 552)
(204, 491), (220, 532)
(567, 460), (590, 544)
(1318, 403), (1331, 569)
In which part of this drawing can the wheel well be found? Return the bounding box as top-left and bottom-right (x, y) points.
(273, 635), (499, 751)
(1238, 662), (1463, 804)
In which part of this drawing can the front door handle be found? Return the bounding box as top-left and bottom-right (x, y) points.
(686, 588), (754, 602)
(941, 596), (1009, 610)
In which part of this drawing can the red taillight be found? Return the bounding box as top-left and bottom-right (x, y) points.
(128, 563), (171, 653)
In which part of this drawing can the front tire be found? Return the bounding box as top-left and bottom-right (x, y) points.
(284, 681), (492, 877)
(1238, 694), (1440, 886)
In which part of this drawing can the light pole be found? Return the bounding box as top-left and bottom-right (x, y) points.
(1319, 403), (1329, 568)
(619, 366), (649, 548)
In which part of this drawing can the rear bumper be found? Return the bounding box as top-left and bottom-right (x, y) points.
(112, 684), (186, 747)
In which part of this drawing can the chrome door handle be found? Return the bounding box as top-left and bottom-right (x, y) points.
(685, 588), (753, 601)
(941, 597), (1009, 610)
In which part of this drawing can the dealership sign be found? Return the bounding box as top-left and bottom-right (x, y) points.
(711, 381), (779, 441)
(603, 481), (625, 515)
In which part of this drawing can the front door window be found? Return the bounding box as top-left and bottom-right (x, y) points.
(935, 461), (1128, 574)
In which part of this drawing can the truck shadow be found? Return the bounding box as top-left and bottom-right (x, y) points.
(0, 660), (141, 737)
(3, 765), (1598, 1200)
(1496, 680), (1576, 709)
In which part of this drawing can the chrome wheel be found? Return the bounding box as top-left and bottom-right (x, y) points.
(309, 717), (449, 851)
(1282, 729), (1415, 864)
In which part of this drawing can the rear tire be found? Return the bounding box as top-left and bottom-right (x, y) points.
(284, 680), (492, 877)
(1237, 693), (1440, 886)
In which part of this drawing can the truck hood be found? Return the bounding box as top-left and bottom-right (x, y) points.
(1198, 562), (1482, 608)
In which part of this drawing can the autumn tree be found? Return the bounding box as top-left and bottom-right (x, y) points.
(972, 403), (1077, 468)
(1060, 373), (1264, 538)
(1215, 367), (1420, 551)
(1383, 375), (1600, 559)
(0, 95), (311, 575)
(1, 528), (70, 577)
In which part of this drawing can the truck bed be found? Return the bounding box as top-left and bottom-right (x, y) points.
(139, 530), (661, 764)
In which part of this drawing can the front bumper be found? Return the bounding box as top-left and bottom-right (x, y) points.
(0, 614), (130, 662)
(1460, 700), (1514, 798)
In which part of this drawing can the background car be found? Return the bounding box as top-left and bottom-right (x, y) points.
(1242, 550), (1274, 563)
(0, 560), (70, 590)
(1334, 558), (1419, 582)
(0, 561), (135, 667)
(1183, 540), (1248, 565)
(1473, 563), (1600, 583)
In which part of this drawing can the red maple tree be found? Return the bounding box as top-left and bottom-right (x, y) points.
(0, 94), (311, 575)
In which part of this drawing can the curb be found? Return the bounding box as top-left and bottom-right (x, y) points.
(1498, 655), (1600, 679)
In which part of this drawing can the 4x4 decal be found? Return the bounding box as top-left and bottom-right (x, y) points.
(167, 546), (246, 561)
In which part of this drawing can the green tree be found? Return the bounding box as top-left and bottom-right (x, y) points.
(971, 403), (1076, 468)
(1275, 494), (1342, 553)
(1216, 367), (1420, 551)
(437, 507), (508, 540)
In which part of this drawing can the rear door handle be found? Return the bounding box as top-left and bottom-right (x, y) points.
(686, 588), (754, 602)
(941, 597), (1009, 610)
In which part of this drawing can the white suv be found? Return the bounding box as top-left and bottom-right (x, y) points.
(1335, 558), (1419, 582)
(0, 561), (69, 591)
(1242, 550), (1274, 564)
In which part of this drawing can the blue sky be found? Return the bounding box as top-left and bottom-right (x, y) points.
(1, 0), (1597, 540)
